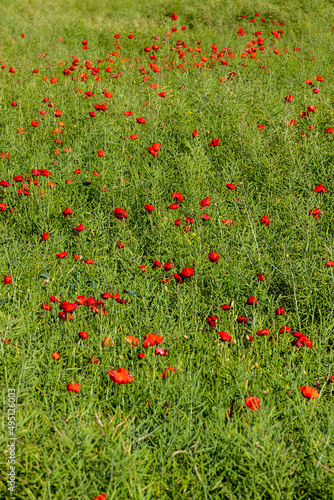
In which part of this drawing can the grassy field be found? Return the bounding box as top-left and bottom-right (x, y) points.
(1, 0), (334, 498)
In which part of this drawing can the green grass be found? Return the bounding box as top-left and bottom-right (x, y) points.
(1, 0), (334, 498)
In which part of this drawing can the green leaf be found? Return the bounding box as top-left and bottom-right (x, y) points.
(39, 272), (51, 279)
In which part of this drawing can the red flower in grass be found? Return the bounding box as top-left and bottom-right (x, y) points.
(221, 304), (230, 311)
(192, 130), (199, 137)
(62, 207), (72, 217)
(325, 127), (334, 133)
(285, 94), (293, 103)
(97, 150), (105, 157)
(314, 183), (326, 193)
(261, 215), (270, 226)
(245, 396), (261, 411)
(67, 383), (80, 393)
(153, 260), (161, 269)
(56, 252), (67, 259)
(137, 117), (146, 124)
(300, 386), (319, 399)
(114, 208), (128, 219)
(209, 139), (219, 146)
(79, 331), (88, 339)
(144, 204), (155, 214)
(246, 296), (257, 305)
(168, 203), (179, 210)
(164, 261), (173, 271)
(208, 252), (220, 262)
(226, 183), (236, 190)
(257, 273), (265, 281)
(52, 352), (60, 360)
(326, 261), (334, 267)
(307, 105), (316, 113)
(41, 304), (52, 310)
(40, 232), (49, 241)
(147, 143), (161, 157)
(256, 328), (270, 336)
(108, 367), (133, 384)
(162, 366), (175, 378)
(91, 494), (106, 500)
(180, 268), (194, 279)
(219, 331), (232, 342)
(275, 307), (285, 316)
(279, 326), (291, 334)
(237, 316), (248, 324)
(73, 224), (85, 231)
(199, 197), (210, 207)
(171, 192), (184, 202)
(206, 315), (218, 328)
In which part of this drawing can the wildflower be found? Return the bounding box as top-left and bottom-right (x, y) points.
(219, 331), (232, 342)
(208, 252), (220, 262)
(108, 367), (133, 384)
(245, 397), (261, 411)
(67, 383), (80, 393)
(300, 386), (319, 399)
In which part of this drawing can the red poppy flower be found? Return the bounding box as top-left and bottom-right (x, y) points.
(168, 203), (179, 210)
(307, 105), (316, 113)
(219, 331), (232, 342)
(79, 331), (88, 339)
(147, 143), (161, 157)
(245, 396), (261, 411)
(285, 94), (293, 103)
(50, 77), (57, 84)
(314, 183), (326, 193)
(114, 208), (128, 219)
(158, 92), (166, 98)
(153, 260), (161, 269)
(256, 328), (270, 336)
(164, 261), (173, 271)
(97, 150), (105, 157)
(73, 224), (85, 231)
(313, 88), (320, 94)
(226, 183), (236, 190)
(40, 232), (49, 241)
(137, 117), (146, 124)
(162, 366), (175, 378)
(139, 265), (147, 272)
(279, 326), (291, 334)
(237, 316), (248, 324)
(85, 259), (94, 264)
(171, 12), (178, 20)
(275, 307), (285, 316)
(208, 252), (220, 262)
(41, 304), (52, 310)
(128, 34), (134, 39)
(0, 203), (6, 211)
(108, 367), (133, 384)
(246, 296), (257, 305)
(261, 215), (270, 226)
(0, 180), (10, 187)
(309, 207), (321, 219)
(288, 119), (297, 126)
(192, 130), (199, 137)
(220, 304), (230, 311)
(180, 268), (194, 279)
(52, 352), (60, 360)
(67, 383), (80, 393)
(144, 204), (155, 214)
(31, 120), (39, 127)
(62, 207), (72, 217)
(316, 76), (324, 82)
(123, 111), (133, 116)
(185, 217), (194, 224)
(206, 315), (218, 328)
(138, 353), (145, 359)
(325, 127), (334, 133)
(300, 386), (319, 399)
(173, 273), (184, 284)
(209, 139), (220, 146)
(325, 261), (334, 267)
(56, 252), (68, 259)
(116, 242), (125, 248)
(199, 197), (210, 208)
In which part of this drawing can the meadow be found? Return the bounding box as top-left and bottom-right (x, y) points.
(1, 0), (334, 498)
